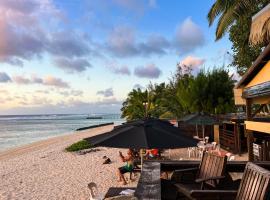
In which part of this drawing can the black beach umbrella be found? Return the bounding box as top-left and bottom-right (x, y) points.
(85, 118), (200, 168)
(85, 118), (199, 167)
(85, 118), (198, 149)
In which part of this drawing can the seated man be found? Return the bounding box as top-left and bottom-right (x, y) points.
(145, 148), (159, 159)
(117, 149), (134, 185)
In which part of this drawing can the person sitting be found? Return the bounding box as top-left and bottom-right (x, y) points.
(145, 148), (159, 159)
(117, 149), (134, 185)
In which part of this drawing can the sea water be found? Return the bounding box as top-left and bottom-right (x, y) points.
(0, 114), (125, 151)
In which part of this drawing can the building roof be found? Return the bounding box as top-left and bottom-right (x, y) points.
(235, 43), (270, 88)
(179, 113), (217, 125)
(249, 4), (270, 45)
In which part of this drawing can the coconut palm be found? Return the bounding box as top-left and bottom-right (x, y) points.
(121, 88), (148, 121)
(207, 0), (267, 40)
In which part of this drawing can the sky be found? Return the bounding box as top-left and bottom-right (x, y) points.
(0, 0), (235, 115)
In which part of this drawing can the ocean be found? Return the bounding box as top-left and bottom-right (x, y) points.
(0, 114), (125, 151)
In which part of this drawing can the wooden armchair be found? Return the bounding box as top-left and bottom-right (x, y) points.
(172, 151), (227, 199)
(190, 162), (270, 200)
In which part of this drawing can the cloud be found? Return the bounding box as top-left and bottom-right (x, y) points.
(97, 97), (122, 106)
(113, 0), (145, 13)
(53, 57), (92, 73)
(31, 75), (43, 84)
(0, 0), (94, 68)
(108, 64), (131, 75)
(0, 0), (58, 66)
(106, 26), (169, 57)
(0, 72), (12, 82)
(134, 64), (161, 78)
(113, 66), (131, 75)
(58, 89), (83, 97)
(0, 89), (9, 94)
(12, 76), (31, 84)
(106, 19), (205, 58)
(139, 34), (170, 55)
(174, 18), (205, 53)
(43, 76), (69, 88)
(10, 74), (70, 88)
(133, 84), (145, 90)
(35, 90), (50, 94)
(97, 88), (114, 97)
(180, 56), (205, 68)
(107, 26), (138, 57)
(47, 32), (92, 58)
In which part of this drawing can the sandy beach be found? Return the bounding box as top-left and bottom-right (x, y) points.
(0, 125), (138, 200)
(0, 124), (248, 200)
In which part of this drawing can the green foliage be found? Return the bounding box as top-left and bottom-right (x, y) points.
(207, 0), (268, 74)
(65, 139), (92, 152)
(121, 88), (148, 121)
(229, 14), (264, 75)
(121, 65), (236, 120)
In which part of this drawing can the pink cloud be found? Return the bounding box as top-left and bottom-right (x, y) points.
(43, 76), (69, 88)
(180, 55), (205, 68)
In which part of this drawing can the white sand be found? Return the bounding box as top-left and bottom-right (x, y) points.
(0, 124), (248, 200)
(0, 125), (138, 200)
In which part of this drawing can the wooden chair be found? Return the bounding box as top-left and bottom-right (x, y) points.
(173, 151), (227, 199)
(189, 162), (270, 200)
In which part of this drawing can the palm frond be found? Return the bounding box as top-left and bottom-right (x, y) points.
(207, 0), (231, 26)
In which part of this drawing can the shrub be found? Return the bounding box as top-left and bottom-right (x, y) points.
(65, 139), (92, 152)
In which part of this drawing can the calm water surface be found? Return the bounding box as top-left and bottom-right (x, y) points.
(0, 114), (124, 151)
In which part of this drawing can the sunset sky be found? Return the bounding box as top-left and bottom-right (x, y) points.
(0, 0), (234, 115)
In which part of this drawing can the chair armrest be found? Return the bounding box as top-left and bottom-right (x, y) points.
(190, 190), (237, 199)
(195, 176), (225, 183)
(174, 167), (198, 173)
(170, 167), (198, 182)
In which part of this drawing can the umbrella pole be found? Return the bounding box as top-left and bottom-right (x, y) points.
(196, 124), (198, 137)
(140, 150), (143, 172)
(202, 125), (205, 139)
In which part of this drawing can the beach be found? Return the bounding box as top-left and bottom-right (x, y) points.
(0, 123), (248, 200)
(0, 125), (138, 200)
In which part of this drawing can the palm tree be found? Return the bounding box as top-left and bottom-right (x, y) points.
(207, 0), (267, 40)
(121, 88), (148, 120)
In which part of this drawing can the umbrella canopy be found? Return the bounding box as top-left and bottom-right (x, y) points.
(85, 118), (198, 149)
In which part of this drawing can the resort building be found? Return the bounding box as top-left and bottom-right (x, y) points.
(234, 43), (270, 161)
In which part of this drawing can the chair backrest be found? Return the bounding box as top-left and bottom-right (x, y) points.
(211, 142), (217, 149)
(88, 182), (99, 200)
(236, 162), (270, 200)
(197, 151), (227, 188)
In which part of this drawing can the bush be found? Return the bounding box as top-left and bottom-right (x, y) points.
(65, 139), (92, 152)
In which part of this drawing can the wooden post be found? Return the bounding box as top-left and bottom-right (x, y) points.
(236, 124), (241, 156)
(247, 130), (254, 161)
(213, 125), (220, 144)
(246, 98), (252, 120)
(246, 98), (254, 161)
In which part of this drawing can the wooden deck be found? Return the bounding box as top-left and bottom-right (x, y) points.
(133, 161), (270, 200)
